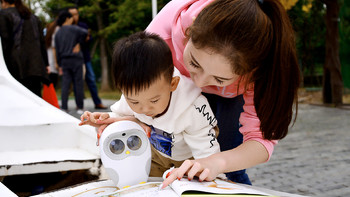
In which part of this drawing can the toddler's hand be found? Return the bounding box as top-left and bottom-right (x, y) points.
(79, 111), (110, 127)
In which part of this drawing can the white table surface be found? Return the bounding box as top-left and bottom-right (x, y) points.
(31, 178), (307, 197)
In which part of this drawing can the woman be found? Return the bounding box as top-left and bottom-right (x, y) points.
(145, 0), (300, 187)
(81, 0), (300, 186)
(45, 20), (60, 88)
(0, 0), (49, 96)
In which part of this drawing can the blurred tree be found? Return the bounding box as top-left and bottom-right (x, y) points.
(279, 0), (299, 10)
(339, 0), (350, 90)
(44, 0), (170, 91)
(288, 0), (325, 87)
(282, 0), (343, 105)
(321, 0), (342, 105)
(36, 0), (349, 104)
(78, 0), (158, 91)
(43, 0), (75, 19)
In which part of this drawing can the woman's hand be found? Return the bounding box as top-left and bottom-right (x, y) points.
(72, 43), (80, 53)
(58, 67), (63, 76)
(161, 141), (270, 189)
(161, 156), (223, 189)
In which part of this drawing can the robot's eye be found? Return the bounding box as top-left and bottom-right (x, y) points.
(127, 135), (142, 150)
(109, 139), (125, 154)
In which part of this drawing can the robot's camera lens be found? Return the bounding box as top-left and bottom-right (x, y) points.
(127, 135), (142, 150)
(109, 139), (125, 154)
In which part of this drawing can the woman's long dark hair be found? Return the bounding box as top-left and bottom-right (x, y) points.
(3, 0), (32, 19)
(45, 21), (57, 48)
(188, 0), (300, 140)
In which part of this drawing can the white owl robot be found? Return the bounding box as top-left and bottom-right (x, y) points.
(99, 120), (151, 188)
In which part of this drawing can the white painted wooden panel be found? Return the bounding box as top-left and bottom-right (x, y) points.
(0, 38), (100, 176)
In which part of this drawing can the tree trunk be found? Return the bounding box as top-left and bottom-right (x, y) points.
(323, 0), (343, 105)
(90, 39), (99, 58)
(96, 4), (111, 91)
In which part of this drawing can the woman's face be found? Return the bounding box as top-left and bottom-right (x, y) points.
(183, 39), (239, 88)
(1, 1), (9, 9)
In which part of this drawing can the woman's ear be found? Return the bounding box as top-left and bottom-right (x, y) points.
(170, 76), (180, 92)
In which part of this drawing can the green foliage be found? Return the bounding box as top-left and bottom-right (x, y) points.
(43, 0), (170, 85)
(43, 0), (350, 89)
(286, 0), (350, 88)
(44, 0), (76, 20)
(288, 0), (326, 86)
(102, 0), (150, 36)
(340, 0), (350, 89)
(45, 0), (170, 44)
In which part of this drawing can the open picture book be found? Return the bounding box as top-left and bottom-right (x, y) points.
(100, 177), (276, 197)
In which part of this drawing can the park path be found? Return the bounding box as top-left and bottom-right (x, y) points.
(248, 104), (350, 197)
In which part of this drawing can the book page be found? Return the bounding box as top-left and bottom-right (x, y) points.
(100, 182), (179, 197)
(170, 178), (271, 196)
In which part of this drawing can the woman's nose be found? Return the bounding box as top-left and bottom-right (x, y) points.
(194, 74), (209, 87)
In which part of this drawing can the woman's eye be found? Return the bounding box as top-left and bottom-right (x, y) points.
(215, 78), (224, 84)
(189, 61), (200, 68)
(131, 102), (139, 105)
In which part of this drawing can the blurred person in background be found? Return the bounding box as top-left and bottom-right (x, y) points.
(55, 10), (87, 114)
(68, 7), (107, 110)
(45, 20), (60, 88)
(0, 0), (49, 97)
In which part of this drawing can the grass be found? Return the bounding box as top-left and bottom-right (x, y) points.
(54, 87), (122, 101)
(93, 90), (122, 100)
(298, 87), (350, 104)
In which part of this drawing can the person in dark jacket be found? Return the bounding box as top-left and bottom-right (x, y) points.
(55, 10), (88, 113)
(0, 0), (49, 97)
(68, 7), (107, 110)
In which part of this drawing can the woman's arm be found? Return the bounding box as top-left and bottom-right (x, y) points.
(205, 140), (268, 175)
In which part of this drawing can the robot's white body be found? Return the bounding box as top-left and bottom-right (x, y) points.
(99, 121), (152, 188)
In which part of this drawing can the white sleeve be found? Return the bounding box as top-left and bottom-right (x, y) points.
(108, 95), (134, 118)
(51, 34), (55, 47)
(182, 95), (220, 159)
(51, 27), (59, 47)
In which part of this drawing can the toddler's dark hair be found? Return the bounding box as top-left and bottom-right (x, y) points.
(112, 31), (174, 95)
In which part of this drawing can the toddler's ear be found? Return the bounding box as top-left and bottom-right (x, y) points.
(170, 76), (180, 92)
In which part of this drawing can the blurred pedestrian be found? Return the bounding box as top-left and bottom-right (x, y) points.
(45, 20), (60, 88)
(68, 7), (107, 110)
(0, 0), (49, 97)
(55, 10), (87, 114)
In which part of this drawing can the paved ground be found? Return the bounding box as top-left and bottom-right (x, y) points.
(67, 98), (350, 197)
(248, 104), (350, 197)
(63, 97), (116, 118)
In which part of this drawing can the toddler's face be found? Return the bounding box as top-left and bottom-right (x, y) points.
(123, 75), (178, 118)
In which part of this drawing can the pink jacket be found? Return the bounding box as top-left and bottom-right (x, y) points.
(146, 0), (276, 160)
